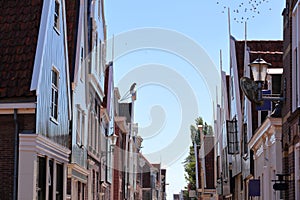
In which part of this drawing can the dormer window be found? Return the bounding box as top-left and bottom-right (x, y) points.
(54, 0), (60, 32)
(51, 68), (59, 121)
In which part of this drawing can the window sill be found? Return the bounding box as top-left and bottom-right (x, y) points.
(53, 26), (61, 35)
(243, 153), (249, 160)
(50, 116), (59, 125)
(77, 143), (84, 149)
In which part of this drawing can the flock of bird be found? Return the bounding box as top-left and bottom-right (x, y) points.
(216, 0), (272, 23)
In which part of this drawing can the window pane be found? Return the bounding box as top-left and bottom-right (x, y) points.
(48, 160), (53, 200)
(37, 157), (46, 200)
(76, 109), (81, 144)
(56, 163), (63, 200)
(54, 1), (60, 29)
(51, 69), (59, 120)
(52, 70), (57, 86)
(227, 119), (238, 154)
(81, 116), (85, 145)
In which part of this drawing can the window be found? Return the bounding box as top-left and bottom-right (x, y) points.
(98, 40), (102, 77)
(222, 148), (229, 181)
(54, 0), (60, 31)
(95, 33), (98, 75)
(36, 157), (64, 200)
(56, 163), (63, 200)
(80, 46), (84, 80)
(75, 106), (85, 146)
(51, 68), (59, 121)
(230, 75), (234, 100)
(37, 157), (46, 200)
(226, 118), (239, 154)
(243, 123), (248, 155)
(98, 0), (101, 19)
(88, 95), (101, 152)
(48, 160), (53, 200)
(76, 108), (81, 145)
(81, 113), (85, 147)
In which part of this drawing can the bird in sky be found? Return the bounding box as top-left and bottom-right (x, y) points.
(215, 0), (272, 23)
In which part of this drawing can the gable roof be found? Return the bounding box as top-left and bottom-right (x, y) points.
(0, 0), (43, 101)
(234, 39), (283, 132)
(234, 40), (283, 81)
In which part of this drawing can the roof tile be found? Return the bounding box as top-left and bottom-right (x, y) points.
(0, 0), (43, 101)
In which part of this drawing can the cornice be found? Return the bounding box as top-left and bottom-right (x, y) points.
(19, 134), (71, 163)
(249, 117), (282, 150)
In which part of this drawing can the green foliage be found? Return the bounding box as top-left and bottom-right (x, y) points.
(183, 146), (196, 190)
(183, 116), (214, 197)
(195, 117), (203, 126)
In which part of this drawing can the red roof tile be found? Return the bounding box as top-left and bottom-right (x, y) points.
(0, 0), (43, 101)
(235, 40), (283, 80)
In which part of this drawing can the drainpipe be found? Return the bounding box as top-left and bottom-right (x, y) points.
(13, 109), (19, 200)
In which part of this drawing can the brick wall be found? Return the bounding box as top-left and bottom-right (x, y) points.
(282, 1), (296, 199)
(0, 113), (35, 198)
(204, 136), (215, 189)
(0, 114), (15, 199)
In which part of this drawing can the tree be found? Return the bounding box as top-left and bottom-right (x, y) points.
(183, 117), (213, 199)
(182, 146), (196, 199)
(183, 146), (196, 190)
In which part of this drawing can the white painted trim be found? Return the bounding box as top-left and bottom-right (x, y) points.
(52, 160), (57, 199)
(0, 103), (36, 114)
(19, 134), (70, 163)
(0, 108), (35, 114)
(61, 0), (72, 120)
(0, 102), (36, 109)
(267, 68), (283, 74)
(31, 0), (52, 92)
(88, 74), (105, 99)
(293, 0), (300, 14)
(248, 117), (281, 150)
(115, 116), (129, 133)
(68, 163), (89, 176)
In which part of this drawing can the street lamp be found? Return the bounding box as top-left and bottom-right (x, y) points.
(249, 57), (285, 102)
(101, 134), (118, 158)
(108, 133), (118, 151)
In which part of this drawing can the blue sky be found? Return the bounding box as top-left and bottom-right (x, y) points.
(105, 0), (284, 199)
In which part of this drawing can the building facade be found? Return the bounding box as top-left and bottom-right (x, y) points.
(218, 38), (283, 200)
(282, 1), (300, 199)
(0, 0), (72, 199)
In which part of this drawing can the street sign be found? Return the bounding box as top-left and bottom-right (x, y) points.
(273, 183), (288, 191)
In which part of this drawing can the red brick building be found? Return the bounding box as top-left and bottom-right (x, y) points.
(282, 1), (300, 199)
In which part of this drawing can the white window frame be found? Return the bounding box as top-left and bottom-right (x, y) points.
(81, 112), (85, 147)
(76, 106), (81, 146)
(51, 67), (59, 122)
(98, 0), (101, 20)
(292, 2), (300, 111)
(98, 39), (102, 78)
(95, 33), (98, 76)
(53, 0), (61, 33)
(88, 110), (93, 149)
